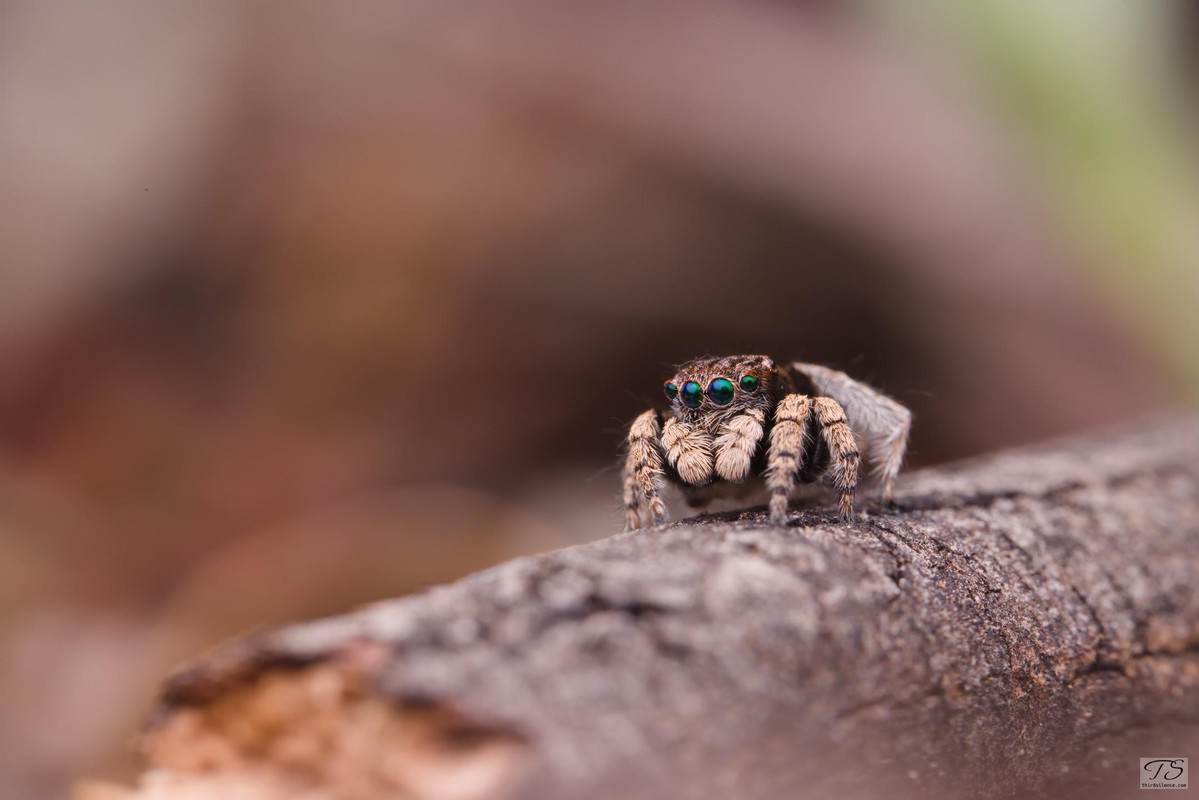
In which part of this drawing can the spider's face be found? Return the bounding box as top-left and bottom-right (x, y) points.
(663, 354), (779, 425)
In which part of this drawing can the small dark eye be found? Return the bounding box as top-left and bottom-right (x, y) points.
(707, 378), (735, 406)
(739, 375), (760, 393)
(680, 381), (703, 409)
(664, 382), (679, 400)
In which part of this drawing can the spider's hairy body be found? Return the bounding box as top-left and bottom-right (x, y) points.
(622, 355), (911, 530)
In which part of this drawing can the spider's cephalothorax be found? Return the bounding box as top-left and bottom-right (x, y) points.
(622, 356), (911, 530)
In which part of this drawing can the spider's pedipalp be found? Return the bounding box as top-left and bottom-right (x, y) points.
(662, 418), (714, 486)
(713, 407), (766, 482)
(812, 396), (860, 520)
(622, 409), (667, 530)
(765, 394), (813, 524)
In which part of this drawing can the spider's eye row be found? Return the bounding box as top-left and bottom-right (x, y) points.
(707, 378), (735, 406)
(674, 374), (758, 408)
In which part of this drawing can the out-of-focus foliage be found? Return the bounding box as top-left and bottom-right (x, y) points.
(867, 0), (1199, 391)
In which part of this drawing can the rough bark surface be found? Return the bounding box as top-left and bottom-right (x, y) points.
(111, 419), (1199, 800)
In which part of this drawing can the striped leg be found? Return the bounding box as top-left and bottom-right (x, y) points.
(765, 394), (813, 524)
(622, 409), (667, 530)
(813, 397), (861, 520)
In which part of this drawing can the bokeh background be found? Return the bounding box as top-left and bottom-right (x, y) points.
(2, 1), (1198, 797)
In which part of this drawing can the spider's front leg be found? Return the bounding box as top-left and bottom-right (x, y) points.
(622, 409), (668, 530)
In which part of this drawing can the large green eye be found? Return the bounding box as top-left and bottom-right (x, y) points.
(707, 377), (735, 406)
(739, 375), (760, 393)
(680, 381), (703, 409)
(664, 382), (679, 400)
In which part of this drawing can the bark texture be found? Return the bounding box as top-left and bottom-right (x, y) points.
(107, 418), (1199, 800)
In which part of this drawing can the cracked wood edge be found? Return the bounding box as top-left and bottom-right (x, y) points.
(130, 417), (1199, 800)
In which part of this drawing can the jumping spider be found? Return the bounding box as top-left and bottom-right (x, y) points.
(622, 356), (911, 529)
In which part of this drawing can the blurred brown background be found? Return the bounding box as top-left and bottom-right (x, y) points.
(2, 1), (1197, 797)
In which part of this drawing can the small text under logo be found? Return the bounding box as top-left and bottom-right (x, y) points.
(1141, 758), (1187, 790)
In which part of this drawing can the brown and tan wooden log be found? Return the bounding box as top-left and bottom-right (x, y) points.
(88, 418), (1199, 800)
